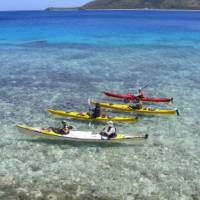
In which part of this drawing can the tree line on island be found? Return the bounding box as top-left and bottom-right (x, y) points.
(46, 0), (200, 10)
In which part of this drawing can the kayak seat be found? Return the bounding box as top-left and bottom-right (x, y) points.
(101, 113), (107, 118)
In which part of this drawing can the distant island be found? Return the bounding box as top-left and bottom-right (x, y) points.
(46, 0), (200, 11)
(83, 0), (200, 10)
(45, 7), (84, 11)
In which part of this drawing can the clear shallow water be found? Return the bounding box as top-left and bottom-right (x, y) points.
(0, 10), (200, 200)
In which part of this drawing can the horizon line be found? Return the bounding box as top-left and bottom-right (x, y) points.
(1, 8), (200, 12)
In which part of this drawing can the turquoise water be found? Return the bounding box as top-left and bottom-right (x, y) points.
(0, 10), (200, 199)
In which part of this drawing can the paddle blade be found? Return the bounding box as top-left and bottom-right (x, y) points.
(88, 122), (92, 128)
(141, 81), (151, 90)
(87, 98), (91, 106)
(176, 109), (180, 116)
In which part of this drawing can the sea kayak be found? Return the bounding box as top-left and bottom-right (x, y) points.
(103, 91), (173, 103)
(91, 100), (179, 115)
(17, 124), (148, 142)
(48, 109), (138, 123)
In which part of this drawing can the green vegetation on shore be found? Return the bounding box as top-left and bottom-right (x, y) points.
(83, 0), (200, 10)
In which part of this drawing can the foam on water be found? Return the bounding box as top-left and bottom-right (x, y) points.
(0, 10), (200, 200)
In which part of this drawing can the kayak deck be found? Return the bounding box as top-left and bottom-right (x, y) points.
(91, 100), (179, 115)
(103, 91), (173, 103)
(47, 109), (138, 123)
(17, 124), (148, 142)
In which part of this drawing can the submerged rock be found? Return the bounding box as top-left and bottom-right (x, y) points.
(0, 176), (16, 189)
(17, 188), (29, 200)
(46, 193), (57, 200)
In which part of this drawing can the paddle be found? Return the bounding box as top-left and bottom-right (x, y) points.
(88, 98), (94, 111)
(132, 81), (151, 99)
(175, 108), (180, 116)
(87, 98), (91, 107)
(88, 122), (92, 128)
(61, 120), (76, 130)
(140, 81), (151, 90)
(87, 98), (93, 127)
(132, 134), (148, 139)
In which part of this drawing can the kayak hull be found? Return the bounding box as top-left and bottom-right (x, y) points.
(103, 91), (173, 103)
(17, 124), (147, 142)
(47, 109), (138, 123)
(91, 100), (178, 115)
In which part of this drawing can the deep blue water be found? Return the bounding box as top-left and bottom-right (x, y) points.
(1, 10), (200, 45)
(0, 10), (200, 200)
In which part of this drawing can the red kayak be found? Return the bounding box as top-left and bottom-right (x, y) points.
(103, 91), (173, 103)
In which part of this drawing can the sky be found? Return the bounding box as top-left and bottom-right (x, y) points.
(0, 0), (91, 11)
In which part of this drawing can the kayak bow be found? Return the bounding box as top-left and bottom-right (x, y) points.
(91, 100), (179, 116)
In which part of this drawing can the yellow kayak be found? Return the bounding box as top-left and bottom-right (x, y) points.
(17, 124), (148, 142)
(91, 100), (179, 115)
(48, 109), (138, 122)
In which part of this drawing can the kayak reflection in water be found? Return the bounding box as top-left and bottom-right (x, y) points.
(89, 103), (102, 118)
(128, 97), (143, 109)
(100, 121), (117, 139)
(47, 121), (73, 135)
